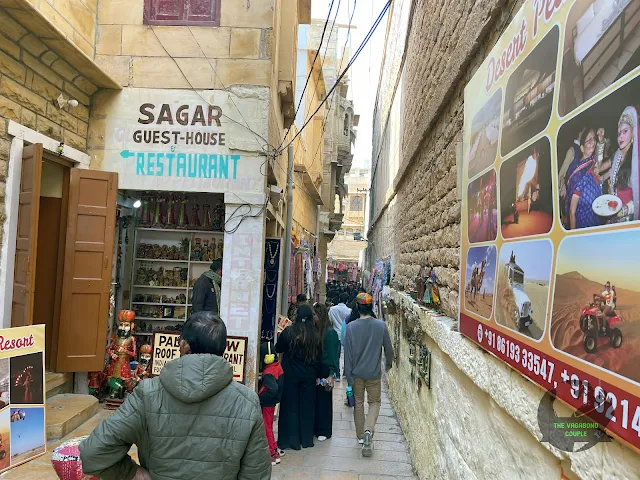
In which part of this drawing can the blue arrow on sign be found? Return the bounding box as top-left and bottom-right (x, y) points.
(120, 150), (134, 159)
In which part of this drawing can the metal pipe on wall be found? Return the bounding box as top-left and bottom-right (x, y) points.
(280, 144), (295, 316)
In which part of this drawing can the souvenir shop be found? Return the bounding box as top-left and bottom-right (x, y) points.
(286, 229), (320, 307)
(327, 261), (359, 283)
(113, 190), (226, 342)
(368, 257), (392, 319)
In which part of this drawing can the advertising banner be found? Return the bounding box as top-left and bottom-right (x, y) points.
(0, 325), (47, 473)
(151, 331), (247, 383)
(460, 0), (640, 453)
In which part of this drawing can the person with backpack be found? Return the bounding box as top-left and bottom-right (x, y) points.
(258, 342), (284, 466)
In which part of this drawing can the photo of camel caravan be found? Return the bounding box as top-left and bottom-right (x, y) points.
(464, 246), (497, 319)
(551, 229), (640, 384)
(495, 240), (553, 341)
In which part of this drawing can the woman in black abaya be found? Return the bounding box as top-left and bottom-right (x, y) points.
(276, 304), (322, 450)
(313, 303), (339, 441)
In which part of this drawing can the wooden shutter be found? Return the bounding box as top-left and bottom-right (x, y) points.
(186, 0), (216, 23)
(11, 144), (43, 327)
(144, 0), (219, 25)
(56, 169), (117, 372)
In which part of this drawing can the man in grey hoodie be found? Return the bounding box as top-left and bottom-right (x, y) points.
(344, 293), (393, 457)
(80, 312), (271, 480)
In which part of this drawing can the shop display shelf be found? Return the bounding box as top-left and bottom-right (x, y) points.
(134, 317), (187, 322)
(132, 302), (191, 307)
(190, 261), (215, 265)
(132, 285), (189, 289)
(137, 227), (224, 235)
(135, 258), (188, 263)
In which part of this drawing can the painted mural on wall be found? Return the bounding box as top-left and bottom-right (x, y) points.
(101, 88), (268, 193)
(460, 0), (640, 454)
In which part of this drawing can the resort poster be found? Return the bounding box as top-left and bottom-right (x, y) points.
(0, 325), (47, 473)
(459, 0), (640, 454)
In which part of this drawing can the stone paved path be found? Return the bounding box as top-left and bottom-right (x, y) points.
(271, 376), (416, 480)
(2, 376), (414, 479)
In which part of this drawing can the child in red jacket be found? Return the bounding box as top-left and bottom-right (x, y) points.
(259, 341), (284, 466)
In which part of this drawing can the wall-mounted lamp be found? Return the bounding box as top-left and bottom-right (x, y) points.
(57, 94), (79, 109)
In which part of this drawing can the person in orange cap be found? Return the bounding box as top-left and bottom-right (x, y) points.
(344, 292), (393, 457)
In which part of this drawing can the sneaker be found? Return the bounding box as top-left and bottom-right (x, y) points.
(277, 448), (286, 457)
(362, 431), (373, 457)
(271, 453), (279, 466)
(317, 436), (327, 442)
(358, 438), (364, 445)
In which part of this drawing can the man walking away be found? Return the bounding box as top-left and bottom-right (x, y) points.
(344, 293), (393, 458)
(329, 293), (351, 379)
(80, 312), (271, 480)
(192, 258), (223, 314)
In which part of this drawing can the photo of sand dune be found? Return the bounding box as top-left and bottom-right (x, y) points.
(551, 231), (640, 384)
(495, 240), (552, 340)
(464, 246), (497, 319)
(468, 89), (502, 179)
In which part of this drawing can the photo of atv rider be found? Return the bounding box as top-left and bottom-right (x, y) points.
(599, 282), (618, 332)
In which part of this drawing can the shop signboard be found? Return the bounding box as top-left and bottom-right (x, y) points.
(150, 331), (247, 383)
(0, 325), (47, 473)
(459, 0), (640, 453)
(101, 88), (267, 194)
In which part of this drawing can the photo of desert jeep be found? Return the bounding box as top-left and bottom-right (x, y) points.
(506, 254), (533, 330)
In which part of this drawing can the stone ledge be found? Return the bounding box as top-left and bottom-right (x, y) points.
(5, 0), (121, 89)
(46, 394), (99, 440)
(387, 288), (640, 479)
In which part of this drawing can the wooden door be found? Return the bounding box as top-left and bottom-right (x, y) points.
(57, 169), (118, 372)
(12, 144), (43, 327)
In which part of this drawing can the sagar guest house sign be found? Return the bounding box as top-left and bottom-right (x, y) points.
(460, 0), (640, 454)
(101, 88), (267, 194)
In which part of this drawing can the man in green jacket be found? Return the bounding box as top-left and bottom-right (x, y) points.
(79, 312), (271, 480)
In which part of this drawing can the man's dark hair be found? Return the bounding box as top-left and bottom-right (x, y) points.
(339, 292), (350, 304)
(357, 303), (374, 317)
(181, 311), (227, 356)
(211, 258), (223, 272)
(296, 293), (308, 304)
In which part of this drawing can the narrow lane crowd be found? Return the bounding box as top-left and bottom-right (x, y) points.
(53, 281), (393, 480)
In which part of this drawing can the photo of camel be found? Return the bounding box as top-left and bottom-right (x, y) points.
(0, 409), (10, 472)
(495, 240), (552, 340)
(559, 0), (640, 117)
(464, 246), (497, 319)
(468, 89), (502, 179)
(500, 137), (554, 239)
(467, 169), (498, 243)
(551, 230), (640, 384)
(501, 26), (559, 157)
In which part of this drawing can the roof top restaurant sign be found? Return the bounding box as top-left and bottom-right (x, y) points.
(459, 0), (640, 453)
(101, 88), (268, 193)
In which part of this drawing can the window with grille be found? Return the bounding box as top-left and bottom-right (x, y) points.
(350, 196), (363, 211)
(144, 0), (221, 26)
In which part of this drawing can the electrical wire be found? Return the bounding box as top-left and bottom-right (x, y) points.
(278, 0), (391, 155)
(149, 27), (275, 155)
(306, 0), (357, 175)
(276, 0), (337, 152)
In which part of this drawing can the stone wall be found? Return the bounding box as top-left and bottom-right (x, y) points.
(0, 6), (94, 250)
(2, 0), (97, 58)
(386, 291), (640, 480)
(95, 0), (275, 89)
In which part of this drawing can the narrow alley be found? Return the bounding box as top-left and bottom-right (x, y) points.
(1, 376), (415, 480)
